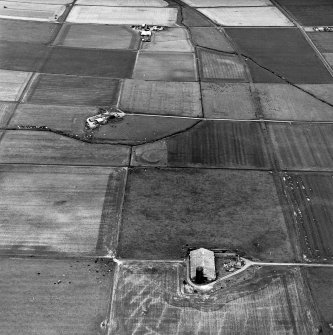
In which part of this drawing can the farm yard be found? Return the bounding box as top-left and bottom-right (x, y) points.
(0, 0), (332, 333)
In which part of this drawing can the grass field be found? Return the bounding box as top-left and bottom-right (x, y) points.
(257, 84), (333, 121)
(9, 104), (98, 134)
(198, 49), (247, 81)
(201, 82), (257, 119)
(182, 6), (213, 27)
(307, 32), (333, 53)
(182, 0), (272, 6)
(42, 48), (137, 78)
(226, 28), (333, 84)
(282, 172), (333, 262)
(4, 0), (72, 3)
(0, 102), (16, 126)
(132, 121), (271, 168)
(133, 52), (197, 82)
(0, 69), (32, 101)
(268, 123), (333, 171)
(92, 115), (198, 145)
(0, 18), (60, 44)
(119, 79), (202, 117)
(66, 6), (178, 26)
(0, 40), (48, 72)
(9, 104), (198, 145)
(141, 28), (194, 53)
(0, 131), (130, 166)
(276, 4), (333, 26)
(76, 0), (168, 6)
(0, 1), (67, 22)
(166, 121), (270, 169)
(131, 140), (168, 166)
(110, 262), (318, 334)
(54, 24), (140, 50)
(199, 7), (292, 27)
(0, 257), (114, 335)
(190, 27), (234, 53)
(298, 84), (333, 105)
(0, 165), (126, 256)
(24, 74), (120, 106)
(118, 168), (293, 261)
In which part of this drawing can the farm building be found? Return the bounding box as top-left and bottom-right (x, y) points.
(189, 248), (216, 284)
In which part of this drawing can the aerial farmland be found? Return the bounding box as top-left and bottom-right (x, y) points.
(0, 0), (332, 334)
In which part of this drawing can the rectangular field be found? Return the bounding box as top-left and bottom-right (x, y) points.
(9, 104), (96, 133)
(133, 52), (197, 82)
(257, 84), (333, 121)
(268, 122), (333, 170)
(119, 79), (202, 117)
(54, 24), (140, 50)
(0, 165), (126, 256)
(66, 6), (178, 26)
(281, 172), (333, 262)
(276, 0), (331, 4)
(0, 1), (67, 21)
(166, 121), (270, 169)
(182, 0), (272, 6)
(24, 74), (120, 106)
(0, 257), (114, 335)
(277, 5), (333, 26)
(0, 40), (48, 72)
(118, 168), (292, 260)
(0, 18), (60, 44)
(199, 7), (293, 26)
(4, 0), (73, 4)
(42, 47), (136, 78)
(0, 69), (32, 101)
(141, 28), (193, 53)
(226, 28), (333, 84)
(77, 0), (168, 6)
(198, 49), (247, 81)
(110, 263), (317, 334)
(201, 82), (257, 119)
(0, 131), (130, 166)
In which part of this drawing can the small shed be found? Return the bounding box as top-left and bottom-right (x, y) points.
(189, 248), (216, 284)
(140, 30), (152, 37)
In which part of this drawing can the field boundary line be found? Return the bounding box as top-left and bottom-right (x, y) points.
(110, 167), (128, 258)
(107, 262), (120, 335)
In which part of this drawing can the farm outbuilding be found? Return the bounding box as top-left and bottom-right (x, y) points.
(189, 248), (216, 284)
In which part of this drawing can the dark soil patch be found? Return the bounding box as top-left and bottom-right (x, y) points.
(42, 47), (137, 78)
